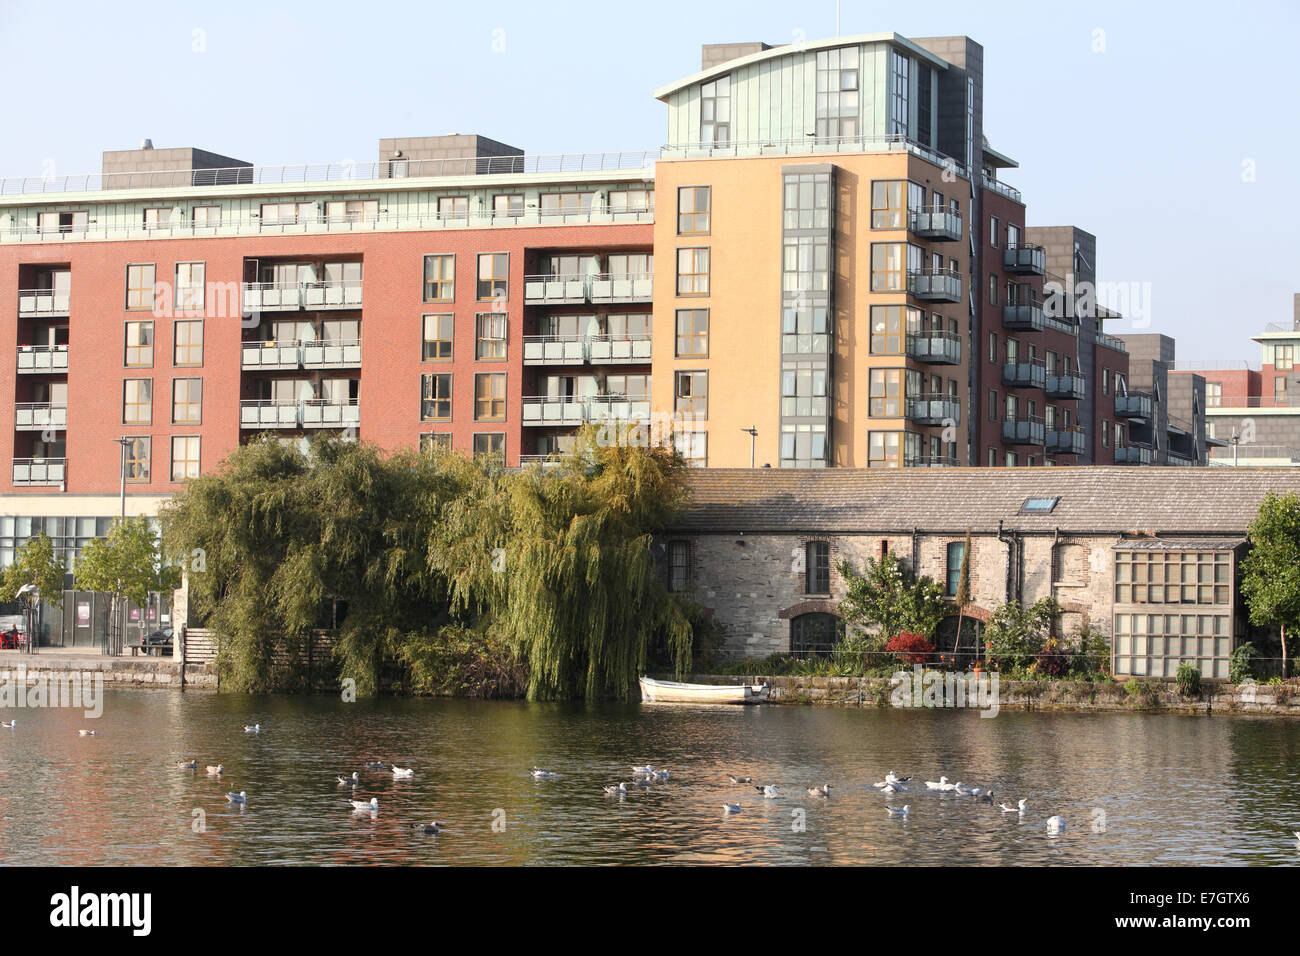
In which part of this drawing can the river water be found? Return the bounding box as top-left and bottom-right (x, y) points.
(0, 690), (1297, 865)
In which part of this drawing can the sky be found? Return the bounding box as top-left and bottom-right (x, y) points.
(2, 0), (1297, 362)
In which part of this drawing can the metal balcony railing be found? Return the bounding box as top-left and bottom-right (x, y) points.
(1002, 286), (1044, 331)
(907, 269), (962, 302)
(1002, 416), (1046, 446)
(17, 289), (70, 316)
(1046, 426), (1086, 455)
(909, 204), (962, 241)
(905, 394), (962, 426)
(520, 395), (651, 426)
(661, 134), (964, 178)
(242, 278), (363, 313)
(905, 329), (962, 365)
(1002, 360), (1047, 390)
(1045, 372), (1086, 401)
(522, 334), (652, 365)
(12, 457), (65, 486)
(904, 454), (961, 468)
(1003, 244), (1046, 275)
(980, 174), (1023, 203)
(1115, 443), (1153, 465)
(16, 344), (69, 373)
(1114, 391), (1154, 421)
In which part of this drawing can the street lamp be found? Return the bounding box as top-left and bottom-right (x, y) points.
(16, 583), (37, 655)
(113, 437), (132, 519)
(740, 426), (757, 468)
(111, 437), (132, 653)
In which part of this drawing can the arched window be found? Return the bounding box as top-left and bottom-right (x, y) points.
(790, 612), (842, 657)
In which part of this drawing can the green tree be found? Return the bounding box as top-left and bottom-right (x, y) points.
(0, 532), (67, 607)
(1239, 490), (1300, 679)
(837, 552), (947, 644)
(75, 516), (180, 651)
(983, 597), (1061, 672)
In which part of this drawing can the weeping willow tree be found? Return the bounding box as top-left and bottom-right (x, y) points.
(432, 426), (695, 700)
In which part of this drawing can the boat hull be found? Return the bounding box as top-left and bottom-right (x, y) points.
(638, 677), (769, 705)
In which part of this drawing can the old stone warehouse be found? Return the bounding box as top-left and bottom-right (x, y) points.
(661, 467), (1300, 678)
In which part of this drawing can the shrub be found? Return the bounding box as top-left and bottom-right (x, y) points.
(1228, 642), (1256, 684)
(837, 553), (947, 643)
(885, 631), (936, 665)
(983, 598), (1060, 671)
(1038, 637), (1070, 677)
(1175, 661), (1201, 698)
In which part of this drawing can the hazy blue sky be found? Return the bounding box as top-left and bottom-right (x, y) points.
(2, 0), (1296, 361)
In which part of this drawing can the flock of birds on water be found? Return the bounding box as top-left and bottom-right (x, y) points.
(8, 719), (1300, 850)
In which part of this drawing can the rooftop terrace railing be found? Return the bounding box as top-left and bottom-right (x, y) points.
(0, 151), (662, 196)
(661, 133), (966, 177)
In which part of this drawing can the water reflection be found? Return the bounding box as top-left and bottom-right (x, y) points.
(0, 691), (1297, 865)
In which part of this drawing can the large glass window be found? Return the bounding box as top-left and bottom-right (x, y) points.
(700, 76), (730, 145)
(125, 321), (153, 368)
(171, 378), (202, 425)
(420, 373), (452, 422)
(677, 186), (711, 235)
(175, 262), (205, 311)
(782, 305), (830, 355)
(474, 372), (506, 421)
(423, 255), (454, 302)
(475, 313), (507, 360)
(790, 612), (842, 656)
(123, 379), (152, 425)
(781, 364), (829, 417)
(125, 264), (156, 311)
(805, 541), (831, 594)
(869, 368), (904, 417)
(174, 320), (203, 367)
(891, 50), (910, 136)
(423, 314), (453, 361)
(674, 371), (708, 418)
(783, 237), (830, 293)
(780, 423), (828, 468)
(676, 248), (710, 296)
(871, 181), (906, 229)
(816, 47), (859, 139)
(476, 253), (508, 301)
(871, 243), (906, 292)
(171, 436), (200, 481)
(675, 309), (709, 358)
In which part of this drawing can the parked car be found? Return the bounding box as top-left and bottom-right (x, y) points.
(143, 627), (173, 649)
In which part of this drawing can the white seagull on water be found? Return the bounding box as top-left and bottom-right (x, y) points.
(337, 772), (360, 786)
(530, 768), (557, 779)
(206, 764), (223, 776)
(392, 766), (415, 778)
(351, 797), (379, 812)
(755, 784), (780, 799)
(0, 720), (15, 729)
(603, 782), (629, 795)
(886, 805), (910, 818)
(244, 724), (260, 734)
(723, 802), (742, 814)
(226, 791), (247, 804)
(1047, 815), (1066, 833)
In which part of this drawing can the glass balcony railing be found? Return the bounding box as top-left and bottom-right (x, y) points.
(905, 395), (962, 427)
(241, 278), (363, 313)
(1002, 416), (1046, 446)
(523, 273), (652, 304)
(15, 402), (66, 430)
(1002, 361), (1047, 390)
(1045, 373), (1086, 401)
(521, 395), (650, 426)
(1046, 426), (1086, 455)
(905, 329), (962, 365)
(1115, 443), (1153, 464)
(1115, 392), (1154, 421)
(241, 340), (361, 369)
(1002, 288), (1044, 331)
(17, 289), (70, 317)
(909, 205), (962, 242)
(907, 269), (962, 302)
(12, 457), (65, 486)
(522, 334), (650, 365)
(16, 344), (68, 373)
(1003, 244), (1046, 276)
(238, 399), (359, 429)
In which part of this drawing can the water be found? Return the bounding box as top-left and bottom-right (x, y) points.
(1, 689), (1298, 865)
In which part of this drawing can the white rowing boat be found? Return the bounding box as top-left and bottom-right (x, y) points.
(638, 677), (770, 705)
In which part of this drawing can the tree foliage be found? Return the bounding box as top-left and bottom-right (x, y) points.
(837, 553), (947, 643)
(1239, 491), (1300, 679)
(161, 428), (694, 699)
(982, 597), (1061, 672)
(0, 532), (67, 607)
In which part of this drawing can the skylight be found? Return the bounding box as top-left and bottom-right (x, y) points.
(1020, 496), (1060, 515)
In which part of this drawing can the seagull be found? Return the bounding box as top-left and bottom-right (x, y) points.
(78, 730), (96, 736)
(807, 785), (831, 797)
(176, 759), (197, 770)
(411, 821), (441, 835)
(1047, 815), (1066, 833)
(755, 785), (780, 799)
(886, 771), (911, 783)
(603, 783), (629, 795)
(632, 765), (654, 775)
(729, 775), (752, 784)
(392, 766), (414, 778)
(723, 802), (742, 814)
(530, 768), (557, 779)
(0, 720), (15, 728)
(925, 776), (950, 790)
(886, 804), (910, 818)
(977, 792), (995, 804)
(999, 801), (1020, 812)
(364, 760), (386, 770)
(883, 782), (907, 794)
(244, 724), (260, 734)
(351, 797), (378, 812)
(954, 782), (975, 795)
(651, 769), (670, 780)
(337, 772), (360, 786)
(226, 791), (247, 804)
(206, 764), (223, 776)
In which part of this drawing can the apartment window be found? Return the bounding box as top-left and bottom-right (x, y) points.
(700, 76), (730, 145)
(609, 189), (653, 214)
(871, 181), (906, 229)
(423, 255), (454, 302)
(675, 309), (709, 358)
(437, 196), (469, 220)
(476, 253), (508, 301)
(474, 372), (506, 421)
(170, 436), (200, 481)
(420, 373), (452, 422)
(869, 368), (903, 417)
(870, 242), (907, 292)
(143, 207), (174, 230)
(673, 431), (707, 466)
(605, 373), (650, 402)
(1275, 376), (1288, 405)
(781, 423), (828, 468)
(1275, 345), (1295, 371)
(782, 364), (828, 417)
(676, 247), (710, 296)
(608, 253), (653, 280)
(989, 331), (999, 364)
(677, 186), (710, 234)
(175, 262), (205, 311)
(989, 216), (1000, 248)
(423, 314), (453, 361)
(605, 313), (651, 339)
(890, 50), (910, 136)
(324, 200), (377, 223)
(38, 210), (87, 234)
(473, 433), (505, 458)
(475, 313), (508, 360)
(122, 379), (152, 425)
(124, 437), (150, 482)
(668, 540), (691, 592)
(124, 321), (153, 368)
(173, 320), (203, 367)
(867, 431), (902, 468)
(946, 541), (967, 596)
(1007, 223), (1021, 248)
(493, 194), (525, 218)
(539, 192), (596, 217)
(420, 433), (452, 453)
(989, 389), (999, 422)
(260, 201), (313, 225)
(1102, 420), (1111, 448)
(783, 170), (832, 229)
(805, 541), (831, 595)
(988, 447), (998, 466)
(171, 378), (202, 425)
(1206, 383), (1222, 407)
(125, 264), (156, 311)
(674, 371), (708, 418)
(1103, 369), (1111, 395)
(870, 305), (910, 355)
(817, 47), (861, 139)
(989, 274), (998, 306)
(782, 305), (830, 355)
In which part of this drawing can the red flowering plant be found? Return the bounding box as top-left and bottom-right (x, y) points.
(885, 631), (935, 665)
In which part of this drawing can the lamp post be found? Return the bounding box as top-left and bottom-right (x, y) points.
(740, 426), (757, 468)
(16, 583), (37, 655)
(114, 436), (131, 519)
(111, 437), (131, 654)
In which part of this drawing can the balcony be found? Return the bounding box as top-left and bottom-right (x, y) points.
(241, 282), (302, 312)
(16, 344), (68, 373)
(521, 395), (651, 426)
(1115, 391), (1153, 421)
(241, 341), (302, 369)
(17, 289), (70, 317)
(240, 400), (301, 429)
(588, 273), (653, 303)
(523, 334), (651, 366)
(1003, 244), (1046, 276)
(239, 398), (359, 429)
(907, 269), (963, 303)
(904, 454), (961, 468)
(523, 274), (589, 304)
(906, 329), (962, 365)
(15, 403), (66, 430)
(1002, 361), (1047, 390)
(1115, 443), (1153, 465)
(1046, 426), (1086, 456)
(909, 205), (963, 242)
(302, 339), (362, 369)
(302, 279), (363, 310)
(1002, 416), (1046, 446)
(301, 398), (360, 428)
(905, 395), (961, 427)
(1002, 287), (1044, 331)
(12, 457), (65, 486)
(1045, 373), (1086, 401)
